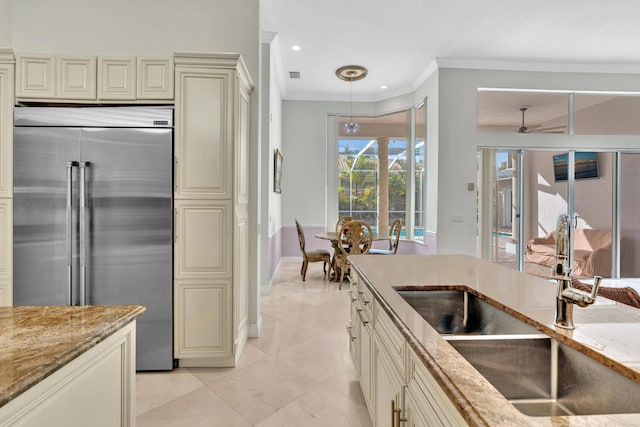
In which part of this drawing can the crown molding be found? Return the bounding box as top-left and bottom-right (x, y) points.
(0, 48), (15, 63)
(434, 57), (640, 74)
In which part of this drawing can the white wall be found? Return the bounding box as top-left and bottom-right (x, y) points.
(268, 44), (282, 236)
(0, 0), (10, 45)
(10, 0), (258, 75)
(282, 100), (375, 229)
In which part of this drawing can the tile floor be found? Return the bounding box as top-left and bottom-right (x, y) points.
(136, 261), (372, 426)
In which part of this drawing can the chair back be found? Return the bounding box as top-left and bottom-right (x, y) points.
(389, 219), (403, 254)
(295, 220), (306, 254)
(335, 216), (355, 233)
(338, 220), (373, 257)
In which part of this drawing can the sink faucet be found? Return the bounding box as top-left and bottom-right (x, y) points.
(553, 213), (602, 329)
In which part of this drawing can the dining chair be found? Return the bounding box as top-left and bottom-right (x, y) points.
(295, 220), (331, 281)
(334, 220), (372, 289)
(370, 219), (403, 255)
(335, 216), (355, 233)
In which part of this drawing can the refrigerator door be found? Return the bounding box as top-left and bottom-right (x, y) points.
(13, 127), (81, 306)
(81, 127), (173, 370)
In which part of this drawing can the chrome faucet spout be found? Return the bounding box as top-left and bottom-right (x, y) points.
(552, 214), (601, 329)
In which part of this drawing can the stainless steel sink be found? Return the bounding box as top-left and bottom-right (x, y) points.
(447, 335), (640, 416)
(394, 288), (539, 335)
(395, 288), (640, 417)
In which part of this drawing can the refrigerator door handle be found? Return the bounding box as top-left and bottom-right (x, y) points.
(79, 161), (91, 306)
(66, 161), (79, 306)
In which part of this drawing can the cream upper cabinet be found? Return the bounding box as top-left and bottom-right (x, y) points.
(98, 56), (136, 100)
(16, 53), (55, 98)
(15, 53), (171, 102)
(56, 55), (96, 99)
(137, 57), (174, 100)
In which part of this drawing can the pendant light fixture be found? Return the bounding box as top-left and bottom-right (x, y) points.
(336, 65), (368, 135)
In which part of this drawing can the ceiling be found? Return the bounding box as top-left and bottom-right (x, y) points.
(260, 0), (640, 103)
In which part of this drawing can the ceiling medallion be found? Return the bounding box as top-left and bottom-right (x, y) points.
(335, 65), (368, 81)
(336, 65), (367, 134)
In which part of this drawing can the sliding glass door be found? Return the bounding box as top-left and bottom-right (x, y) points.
(481, 149), (619, 280)
(620, 153), (640, 278)
(481, 149), (523, 271)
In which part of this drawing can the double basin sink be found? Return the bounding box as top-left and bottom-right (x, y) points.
(395, 288), (640, 417)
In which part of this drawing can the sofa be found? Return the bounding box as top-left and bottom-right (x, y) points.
(525, 228), (612, 278)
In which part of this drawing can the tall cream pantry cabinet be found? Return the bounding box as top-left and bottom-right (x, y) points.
(173, 53), (253, 367)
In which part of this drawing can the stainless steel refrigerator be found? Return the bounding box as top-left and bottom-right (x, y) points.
(13, 106), (174, 371)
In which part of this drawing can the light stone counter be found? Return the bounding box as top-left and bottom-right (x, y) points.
(0, 305), (145, 408)
(349, 254), (640, 426)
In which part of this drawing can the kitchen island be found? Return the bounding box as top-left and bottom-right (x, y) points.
(0, 305), (145, 427)
(348, 254), (640, 426)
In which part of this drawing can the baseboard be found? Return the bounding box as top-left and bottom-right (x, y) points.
(248, 316), (262, 337)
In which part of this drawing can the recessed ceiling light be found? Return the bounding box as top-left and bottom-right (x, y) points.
(291, 45), (302, 51)
(380, 85), (388, 89)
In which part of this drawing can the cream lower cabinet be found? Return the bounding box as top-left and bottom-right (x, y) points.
(373, 333), (405, 427)
(0, 322), (136, 427)
(174, 280), (231, 363)
(405, 346), (467, 427)
(348, 272), (468, 426)
(173, 53), (253, 367)
(350, 275), (374, 411)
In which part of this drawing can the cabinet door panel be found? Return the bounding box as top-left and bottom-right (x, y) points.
(16, 54), (55, 98)
(175, 67), (233, 199)
(234, 212), (249, 339)
(98, 57), (136, 100)
(57, 56), (96, 99)
(137, 58), (173, 99)
(174, 200), (232, 278)
(0, 63), (13, 197)
(235, 80), (250, 204)
(0, 199), (12, 283)
(374, 342), (403, 427)
(174, 280), (231, 359)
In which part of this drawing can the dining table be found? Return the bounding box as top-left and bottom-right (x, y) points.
(314, 230), (387, 282)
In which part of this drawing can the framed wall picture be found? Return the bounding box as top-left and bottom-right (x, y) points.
(274, 148), (283, 193)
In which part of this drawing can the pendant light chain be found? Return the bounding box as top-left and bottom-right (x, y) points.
(335, 65), (367, 135)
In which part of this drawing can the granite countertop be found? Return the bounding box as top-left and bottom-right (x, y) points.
(350, 254), (640, 426)
(0, 305), (146, 407)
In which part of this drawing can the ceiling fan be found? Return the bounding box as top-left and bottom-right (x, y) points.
(517, 107), (566, 134)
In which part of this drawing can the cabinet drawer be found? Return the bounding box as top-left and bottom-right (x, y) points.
(357, 281), (373, 309)
(374, 301), (406, 377)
